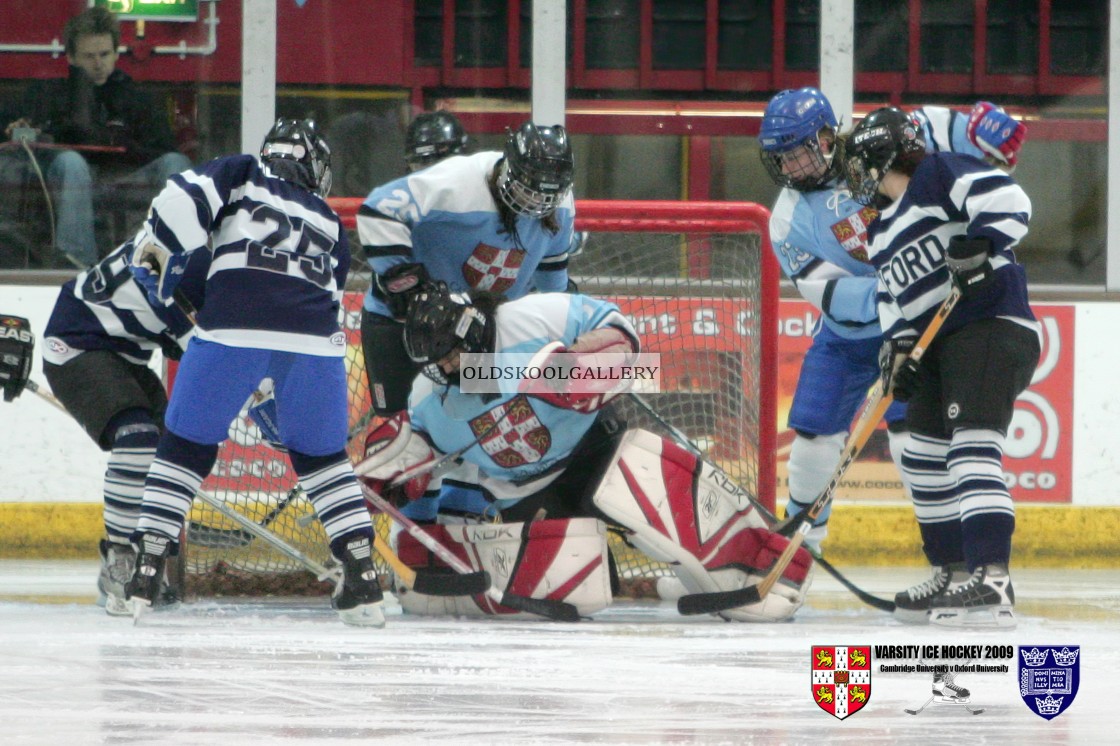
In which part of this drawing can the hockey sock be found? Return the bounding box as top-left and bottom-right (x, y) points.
(785, 431), (846, 527)
(103, 408), (160, 543)
(134, 430), (219, 545)
(948, 428), (1015, 569)
(901, 432), (964, 566)
(288, 449), (374, 551)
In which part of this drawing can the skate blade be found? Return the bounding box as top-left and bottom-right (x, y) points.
(130, 598), (152, 625)
(337, 601), (386, 628)
(892, 608), (932, 625)
(930, 605), (1016, 628)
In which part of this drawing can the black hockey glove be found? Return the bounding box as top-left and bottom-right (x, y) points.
(879, 336), (919, 403)
(0, 314), (35, 403)
(946, 236), (994, 299)
(376, 263), (432, 320)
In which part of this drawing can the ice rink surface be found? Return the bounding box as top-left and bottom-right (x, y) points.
(1, 561), (1116, 745)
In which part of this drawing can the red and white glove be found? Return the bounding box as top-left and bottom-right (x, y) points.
(520, 329), (638, 414)
(355, 412), (436, 502)
(967, 101), (1027, 168)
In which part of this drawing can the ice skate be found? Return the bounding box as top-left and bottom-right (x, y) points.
(125, 533), (172, 622)
(331, 533), (386, 628)
(97, 539), (136, 617)
(929, 563), (1015, 628)
(933, 671), (970, 703)
(893, 562), (969, 623)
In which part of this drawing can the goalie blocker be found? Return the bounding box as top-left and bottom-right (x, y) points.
(390, 428), (813, 622)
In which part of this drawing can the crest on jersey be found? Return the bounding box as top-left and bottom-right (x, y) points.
(471, 394), (550, 468)
(1019, 645), (1080, 720)
(811, 646), (872, 719)
(829, 205), (878, 263)
(463, 243), (525, 293)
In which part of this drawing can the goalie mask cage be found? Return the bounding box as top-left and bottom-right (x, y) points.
(182, 199), (778, 599)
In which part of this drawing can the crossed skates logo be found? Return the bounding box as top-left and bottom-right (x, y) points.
(1019, 645), (1080, 720)
(904, 661), (985, 716)
(811, 646), (871, 720)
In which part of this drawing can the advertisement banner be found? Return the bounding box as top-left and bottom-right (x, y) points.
(776, 300), (1074, 503)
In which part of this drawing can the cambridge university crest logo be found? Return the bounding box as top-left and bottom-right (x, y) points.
(811, 646), (871, 719)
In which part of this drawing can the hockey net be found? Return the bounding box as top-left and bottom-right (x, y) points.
(182, 199), (778, 598)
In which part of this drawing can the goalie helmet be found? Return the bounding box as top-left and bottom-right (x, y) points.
(496, 121), (574, 218)
(844, 106), (926, 206)
(403, 283), (491, 385)
(758, 87), (841, 191)
(405, 112), (469, 171)
(260, 118), (333, 197)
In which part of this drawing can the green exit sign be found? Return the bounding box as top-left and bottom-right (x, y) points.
(95, 1), (200, 23)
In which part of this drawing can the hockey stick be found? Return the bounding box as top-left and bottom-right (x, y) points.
(626, 392), (896, 613)
(192, 488), (341, 582)
(904, 696), (934, 716)
(24, 379), (69, 414)
(678, 286), (963, 616)
(360, 482), (581, 622)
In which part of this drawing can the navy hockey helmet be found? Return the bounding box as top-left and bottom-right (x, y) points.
(844, 107), (926, 206)
(497, 121), (574, 218)
(758, 87), (841, 191)
(405, 111), (469, 171)
(260, 118), (333, 197)
(403, 283), (491, 385)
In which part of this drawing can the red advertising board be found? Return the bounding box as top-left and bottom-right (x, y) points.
(776, 300), (1074, 503)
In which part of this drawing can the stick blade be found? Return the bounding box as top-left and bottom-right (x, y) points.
(498, 592), (581, 622)
(410, 569), (492, 597)
(677, 585), (762, 616)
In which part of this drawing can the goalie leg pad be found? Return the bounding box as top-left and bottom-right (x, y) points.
(394, 517), (611, 618)
(591, 429), (812, 622)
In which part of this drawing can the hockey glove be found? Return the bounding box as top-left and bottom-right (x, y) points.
(129, 237), (180, 307)
(520, 329), (639, 414)
(355, 412), (436, 503)
(879, 336), (919, 403)
(375, 263), (432, 320)
(946, 236), (995, 299)
(0, 314), (34, 403)
(967, 102), (1026, 169)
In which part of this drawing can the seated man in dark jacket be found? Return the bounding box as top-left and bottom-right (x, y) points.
(2, 7), (190, 268)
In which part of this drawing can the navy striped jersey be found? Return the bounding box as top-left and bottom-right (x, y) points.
(43, 240), (206, 367)
(140, 154), (350, 356)
(357, 151), (574, 317)
(866, 152), (1037, 341)
(769, 107), (983, 342)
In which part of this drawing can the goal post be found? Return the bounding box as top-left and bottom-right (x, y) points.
(180, 198), (778, 595)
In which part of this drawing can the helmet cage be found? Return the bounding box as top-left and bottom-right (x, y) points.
(758, 87), (840, 191)
(759, 134), (838, 191)
(261, 119), (333, 197)
(496, 158), (570, 218)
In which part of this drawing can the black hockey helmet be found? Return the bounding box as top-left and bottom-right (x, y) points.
(260, 118), (333, 197)
(497, 121), (574, 218)
(405, 111), (469, 171)
(403, 282), (491, 385)
(844, 107), (926, 205)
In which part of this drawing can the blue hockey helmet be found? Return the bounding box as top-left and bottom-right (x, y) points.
(758, 88), (841, 191)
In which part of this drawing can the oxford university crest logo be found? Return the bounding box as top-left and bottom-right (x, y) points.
(811, 646), (871, 719)
(1019, 645), (1080, 720)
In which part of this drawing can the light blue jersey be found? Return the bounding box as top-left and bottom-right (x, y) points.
(409, 292), (635, 504)
(357, 151), (574, 317)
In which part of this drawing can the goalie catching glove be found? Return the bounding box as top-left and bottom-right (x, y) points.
(0, 314), (34, 403)
(355, 412), (437, 502)
(520, 326), (639, 413)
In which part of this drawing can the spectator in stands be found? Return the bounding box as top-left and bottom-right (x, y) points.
(1, 6), (190, 269)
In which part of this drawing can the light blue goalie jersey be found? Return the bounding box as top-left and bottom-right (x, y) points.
(43, 240), (207, 367)
(409, 292), (635, 487)
(357, 151), (575, 317)
(140, 154), (350, 357)
(769, 106), (984, 341)
(868, 152), (1036, 342)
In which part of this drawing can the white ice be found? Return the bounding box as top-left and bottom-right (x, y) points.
(1, 562), (1116, 745)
